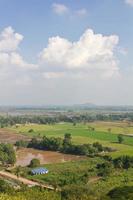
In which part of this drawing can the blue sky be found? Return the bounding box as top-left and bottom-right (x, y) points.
(0, 0), (132, 60)
(0, 0), (133, 105)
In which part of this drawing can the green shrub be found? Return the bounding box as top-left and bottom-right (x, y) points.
(29, 158), (40, 168)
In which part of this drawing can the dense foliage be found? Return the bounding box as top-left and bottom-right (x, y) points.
(0, 143), (16, 165)
(113, 155), (133, 169)
(108, 186), (133, 200)
(96, 155), (133, 177)
(16, 134), (112, 156)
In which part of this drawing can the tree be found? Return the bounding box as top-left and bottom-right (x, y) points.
(63, 133), (72, 145)
(0, 143), (16, 166)
(5, 144), (16, 165)
(28, 138), (39, 148)
(113, 158), (123, 169)
(97, 162), (113, 177)
(103, 155), (112, 162)
(15, 140), (28, 148)
(29, 158), (40, 168)
(93, 142), (103, 152)
(113, 156), (133, 169)
(118, 134), (124, 144)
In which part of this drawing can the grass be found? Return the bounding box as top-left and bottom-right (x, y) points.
(10, 121), (133, 135)
(9, 122), (133, 145)
(27, 158), (100, 186)
(8, 122), (133, 157)
(91, 168), (133, 195)
(17, 158), (133, 196)
(8, 121), (133, 197)
(88, 121), (133, 135)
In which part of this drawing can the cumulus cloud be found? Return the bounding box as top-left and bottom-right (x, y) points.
(0, 27), (132, 105)
(0, 26), (23, 52)
(0, 27), (120, 85)
(10, 52), (37, 69)
(125, 0), (133, 6)
(39, 29), (119, 79)
(0, 26), (37, 84)
(52, 3), (69, 15)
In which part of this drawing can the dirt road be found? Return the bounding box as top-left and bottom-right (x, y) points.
(0, 171), (54, 190)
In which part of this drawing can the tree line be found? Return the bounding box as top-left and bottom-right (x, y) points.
(96, 155), (133, 177)
(16, 134), (112, 156)
(1, 112), (133, 127)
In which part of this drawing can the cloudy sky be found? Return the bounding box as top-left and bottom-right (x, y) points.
(0, 0), (133, 105)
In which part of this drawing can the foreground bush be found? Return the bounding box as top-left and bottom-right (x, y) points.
(0, 194), (26, 200)
(61, 184), (97, 200)
(0, 188), (60, 200)
(0, 143), (16, 165)
(108, 186), (133, 200)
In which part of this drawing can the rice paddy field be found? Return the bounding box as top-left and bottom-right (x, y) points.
(8, 121), (133, 157)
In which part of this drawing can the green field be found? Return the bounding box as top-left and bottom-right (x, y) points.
(10, 121), (133, 135)
(16, 158), (133, 196)
(9, 122), (133, 157)
(8, 121), (133, 199)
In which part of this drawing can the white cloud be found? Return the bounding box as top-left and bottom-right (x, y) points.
(125, 0), (133, 6)
(10, 52), (37, 69)
(52, 3), (88, 17)
(39, 29), (119, 78)
(52, 3), (69, 15)
(0, 26), (23, 52)
(0, 27), (132, 105)
(0, 52), (37, 70)
(0, 26), (37, 85)
(75, 9), (88, 17)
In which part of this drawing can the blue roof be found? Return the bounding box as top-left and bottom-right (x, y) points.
(31, 167), (49, 175)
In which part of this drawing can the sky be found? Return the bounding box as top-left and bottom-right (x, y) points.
(0, 0), (133, 106)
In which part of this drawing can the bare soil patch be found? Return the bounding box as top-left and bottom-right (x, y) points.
(0, 129), (30, 144)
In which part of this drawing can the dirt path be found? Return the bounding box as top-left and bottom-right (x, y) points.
(88, 176), (102, 183)
(0, 171), (54, 190)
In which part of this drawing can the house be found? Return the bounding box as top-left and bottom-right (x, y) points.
(31, 168), (49, 175)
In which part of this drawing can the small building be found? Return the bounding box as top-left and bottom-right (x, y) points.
(31, 168), (49, 175)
